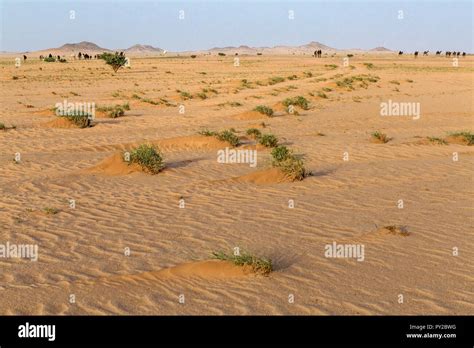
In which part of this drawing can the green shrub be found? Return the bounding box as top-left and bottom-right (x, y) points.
(271, 146), (307, 181)
(217, 130), (240, 147)
(282, 96), (310, 110)
(259, 134), (278, 147)
(218, 52), (226, 56)
(127, 144), (164, 174)
(198, 129), (218, 137)
(371, 131), (390, 143)
(43, 57), (56, 62)
(212, 250), (273, 276)
(103, 52), (127, 72)
(271, 146), (291, 162)
(246, 128), (262, 139)
(268, 76), (285, 85)
(253, 105), (274, 116)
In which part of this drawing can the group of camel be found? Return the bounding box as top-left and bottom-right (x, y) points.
(29, 51), (126, 61)
(398, 50), (466, 57)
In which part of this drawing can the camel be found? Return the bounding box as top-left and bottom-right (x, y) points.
(423, 50), (429, 56)
(414, 51), (419, 57)
(398, 51), (403, 55)
(23, 55), (27, 61)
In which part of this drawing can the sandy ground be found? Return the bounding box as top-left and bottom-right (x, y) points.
(0, 54), (473, 315)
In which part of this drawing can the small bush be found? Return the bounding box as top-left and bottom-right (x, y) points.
(253, 105), (274, 117)
(363, 63), (374, 69)
(12, 76), (19, 80)
(218, 52), (226, 56)
(282, 96), (310, 110)
(103, 52), (127, 73)
(198, 129), (218, 137)
(43, 57), (56, 62)
(196, 92), (207, 100)
(217, 130), (240, 147)
(427, 137), (447, 145)
(212, 250), (273, 276)
(127, 144), (164, 174)
(271, 147), (307, 181)
(179, 91), (193, 100)
(271, 146), (291, 162)
(246, 128), (262, 139)
(190, 55), (197, 58)
(259, 134), (278, 147)
(371, 131), (390, 143)
(43, 207), (60, 215)
(268, 76), (285, 85)
(317, 91), (328, 99)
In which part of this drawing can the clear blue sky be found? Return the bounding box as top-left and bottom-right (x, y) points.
(1, 0), (472, 52)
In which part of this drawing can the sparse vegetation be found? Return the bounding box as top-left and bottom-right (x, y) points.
(268, 76), (285, 85)
(383, 225), (410, 237)
(324, 64), (338, 70)
(246, 128), (262, 139)
(371, 131), (390, 143)
(336, 74), (380, 90)
(218, 52), (226, 56)
(218, 101), (242, 108)
(282, 96), (310, 110)
(97, 103), (130, 118)
(389, 80), (400, 85)
(43, 57), (56, 62)
(178, 90), (193, 100)
(317, 91), (328, 99)
(271, 146), (307, 181)
(199, 129), (240, 146)
(363, 63), (374, 69)
(101, 52), (128, 73)
(212, 250), (273, 276)
(0, 123), (17, 131)
(127, 144), (165, 174)
(253, 105), (274, 117)
(216, 129), (240, 147)
(43, 207), (60, 215)
(258, 134), (278, 147)
(427, 136), (447, 145)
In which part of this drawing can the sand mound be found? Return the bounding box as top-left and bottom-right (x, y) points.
(234, 167), (292, 184)
(233, 111), (271, 120)
(34, 109), (55, 117)
(42, 117), (81, 129)
(154, 135), (229, 151)
(85, 152), (144, 176)
(111, 260), (251, 284)
(157, 260), (251, 279)
(445, 135), (471, 146)
(272, 102), (289, 113)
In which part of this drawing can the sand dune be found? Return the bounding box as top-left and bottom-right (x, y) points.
(0, 54), (473, 315)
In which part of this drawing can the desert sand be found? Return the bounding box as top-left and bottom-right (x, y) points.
(0, 53), (473, 314)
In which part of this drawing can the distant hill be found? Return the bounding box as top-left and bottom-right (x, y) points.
(124, 44), (165, 54)
(57, 41), (110, 52)
(16, 40), (397, 57)
(203, 41), (337, 56)
(370, 46), (392, 52)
